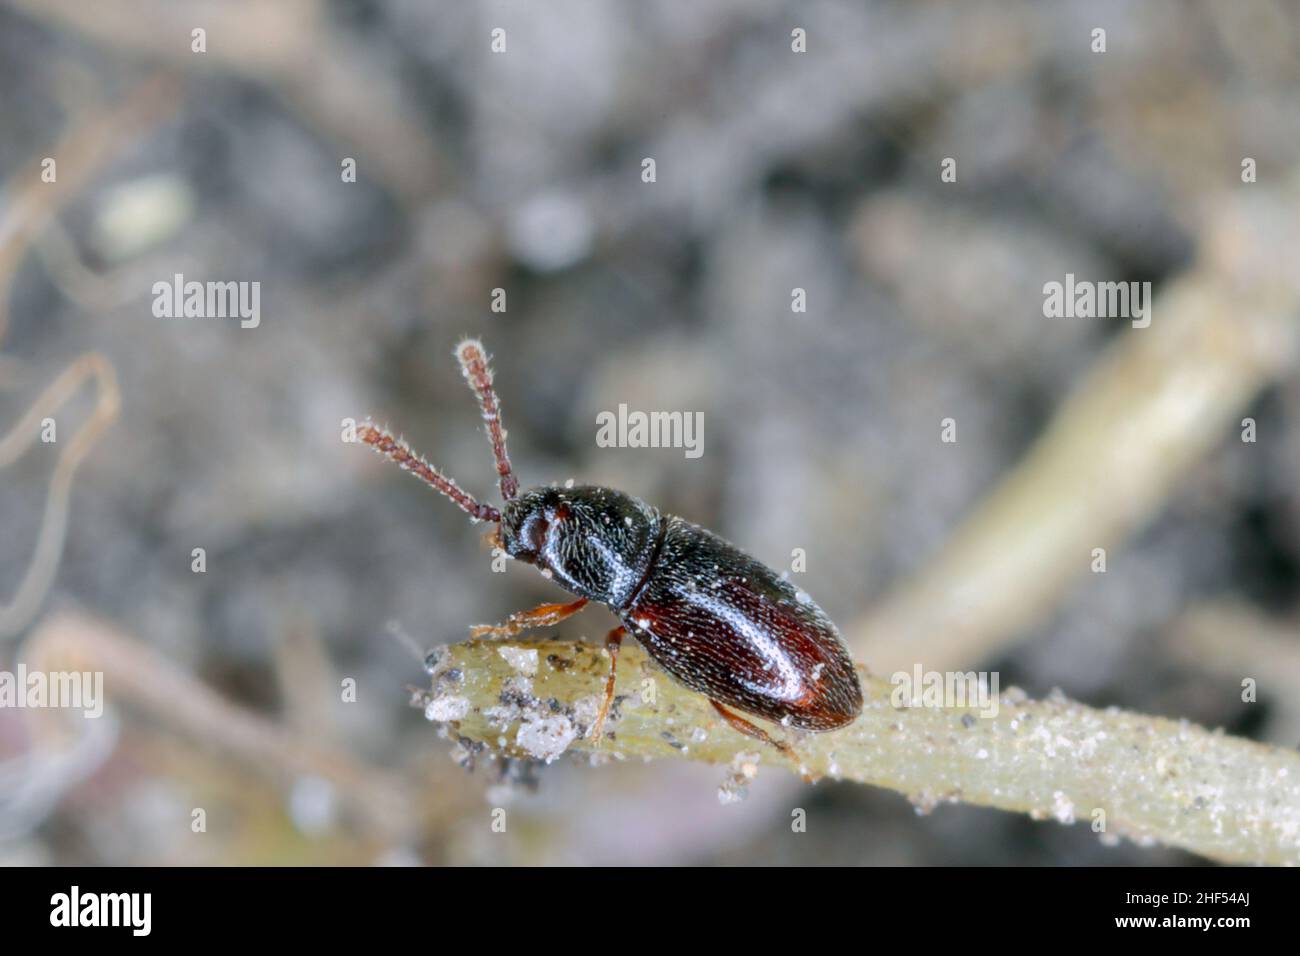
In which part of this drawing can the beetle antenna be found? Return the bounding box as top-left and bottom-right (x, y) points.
(358, 421), (501, 524)
(455, 338), (519, 501)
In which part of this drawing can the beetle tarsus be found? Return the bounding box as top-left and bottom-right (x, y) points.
(468, 598), (589, 639)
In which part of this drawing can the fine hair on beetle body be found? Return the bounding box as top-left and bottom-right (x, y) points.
(358, 339), (863, 754)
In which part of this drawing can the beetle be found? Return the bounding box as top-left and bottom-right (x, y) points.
(358, 339), (863, 753)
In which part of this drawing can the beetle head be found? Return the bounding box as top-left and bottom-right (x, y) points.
(500, 486), (658, 606)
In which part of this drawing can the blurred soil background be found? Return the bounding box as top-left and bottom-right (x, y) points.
(1, 0), (1298, 865)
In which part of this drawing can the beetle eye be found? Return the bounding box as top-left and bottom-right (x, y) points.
(525, 516), (549, 553)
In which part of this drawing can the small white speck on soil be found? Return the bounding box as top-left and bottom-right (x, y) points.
(517, 715), (578, 762)
(497, 646), (538, 676)
(425, 695), (471, 722)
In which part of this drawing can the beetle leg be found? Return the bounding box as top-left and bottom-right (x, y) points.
(588, 625), (625, 742)
(709, 700), (797, 760)
(468, 597), (589, 639)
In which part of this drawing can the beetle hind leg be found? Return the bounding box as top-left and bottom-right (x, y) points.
(469, 597), (589, 639)
(709, 700), (797, 761)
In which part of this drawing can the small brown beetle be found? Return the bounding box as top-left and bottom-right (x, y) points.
(359, 340), (863, 752)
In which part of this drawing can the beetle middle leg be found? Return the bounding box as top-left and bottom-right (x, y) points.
(709, 700), (797, 759)
(469, 597), (589, 639)
(588, 625), (625, 742)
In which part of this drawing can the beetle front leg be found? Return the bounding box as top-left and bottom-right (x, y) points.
(588, 625), (625, 743)
(468, 597), (589, 639)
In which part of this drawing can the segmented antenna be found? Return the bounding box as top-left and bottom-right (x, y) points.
(358, 421), (501, 524)
(455, 339), (519, 501)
